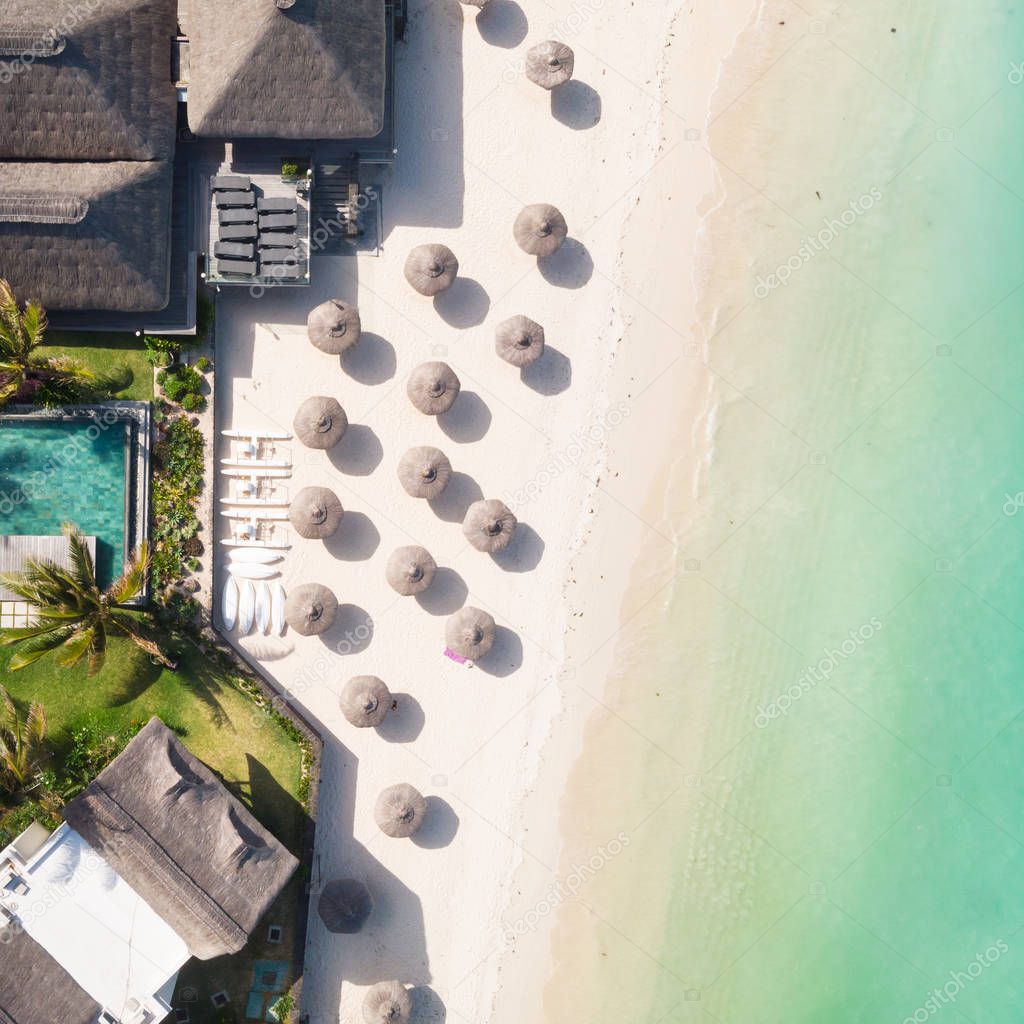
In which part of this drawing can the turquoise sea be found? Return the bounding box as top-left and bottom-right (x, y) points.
(584, 2), (1024, 1022)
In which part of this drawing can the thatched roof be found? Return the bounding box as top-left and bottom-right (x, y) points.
(514, 203), (568, 256)
(374, 783), (426, 838)
(308, 299), (361, 354)
(404, 243), (459, 296)
(317, 878), (373, 933)
(62, 718), (298, 961)
(386, 545), (436, 596)
(0, 0), (177, 161)
(446, 606), (496, 660)
(285, 582), (338, 635)
(525, 40), (575, 89)
(340, 674), (391, 728)
(363, 981), (413, 1024)
(397, 446), (452, 499)
(289, 485), (344, 539)
(463, 499), (517, 553)
(495, 315), (545, 367)
(294, 395), (348, 449)
(407, 361), (460, 416)
(0, 929), (101, 1024)
(0, 160), (173, 311)
(181, 0), (386, 140)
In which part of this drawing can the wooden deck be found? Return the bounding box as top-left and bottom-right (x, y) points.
(0, 535), (96, 603)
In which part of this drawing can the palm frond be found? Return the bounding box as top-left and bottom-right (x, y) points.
(55, 626), (97, 669)
(64, 524), (98, 590)
(108, 541), (150, 604)
(7, 626), (76, 670)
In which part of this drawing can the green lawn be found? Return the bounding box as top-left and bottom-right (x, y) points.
(43, 330), (154, 402)
(0, 634), (309, 1023)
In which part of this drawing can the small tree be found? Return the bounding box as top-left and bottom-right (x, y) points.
(0, 688), (47, 797)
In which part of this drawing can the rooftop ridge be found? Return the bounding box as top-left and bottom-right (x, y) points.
(0, 28), (65, 57)
(0, 193), (88, 224)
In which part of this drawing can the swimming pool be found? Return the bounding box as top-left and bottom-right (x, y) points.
(0, 417), (131, 586)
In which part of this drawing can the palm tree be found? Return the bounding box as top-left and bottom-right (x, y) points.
(0, 524), (176, 675)
(0, 279), (126, 406)
(0, 687), (46, 797)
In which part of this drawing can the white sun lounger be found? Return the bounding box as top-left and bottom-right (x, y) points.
(222, 429), (292, 441)
(220, 457), (291, 469)
(220, 508), (289, 520)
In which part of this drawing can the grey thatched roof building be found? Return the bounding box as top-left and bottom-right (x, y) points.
(0, 160), (173, 311)
(0, 929), (101, 1024)
(62, 717), (298, 961)
(0, 0), (178, 161)
(180, 0), (387, 140)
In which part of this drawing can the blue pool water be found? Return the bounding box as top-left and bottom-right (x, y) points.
(0, 419), (128, 586)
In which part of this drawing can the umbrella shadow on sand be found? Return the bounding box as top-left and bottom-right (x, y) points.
(324, 511), (381, 561)
(439, 392), (492, 443)
(521, 345), (571, 396)
(538, 238), (594, 289)
(492, 523), (544, 573)
(428, 473), (484, 523)
(552, 80), (602, 130)
(376, 693), (426, 743)
(341, 332), (397, 385)
(476, 626), (523, 678)
(433, 277), (490, 328)
(415, 567), (469, 615)
(319, 603), (374, 655)
(328, 423), (384, 475)
(474, 0), (528, 48)
(412, 797), (459, 850)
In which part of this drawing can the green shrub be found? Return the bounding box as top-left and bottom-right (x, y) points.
(180, 392), (205, 413)
(281, 160), (300, 178)
(152, 417), (205, 591)
(195, 355), (212, 372)
(56, 721), (147, 800)
(0, 800), (62, 849)
(159, 363), (205, 408)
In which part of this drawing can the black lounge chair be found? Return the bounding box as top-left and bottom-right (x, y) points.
(258, 197), (297, 213)
(212, 174), (251, 191)
(216, 191), (256, 209)
(258, 232), (298, 249)
(219, 223), (258, 242)
(219, 208), (256, 225)
(215, 241), (256, 259)
(258, 212), (297, 230)
(218, 259), (257, 276)
(270, 264), (304, 280)
(260, 248), (298, 265)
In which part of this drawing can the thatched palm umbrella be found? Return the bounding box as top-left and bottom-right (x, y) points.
(407, 362), (460, 415)
(463, 499), (517, 553)
(386, 546), (437, 596)
(396, 446), (452, 499)
(340, 675), (391, 728)
(514, 203), (568, 257)
(294, 396), (348, 449)
(446, 606), (496, 660)
(308, 299), (361, 354)
(363, 982), (413, 1024)
(284, 583), (338, 636)
(317, 878), (373, 934)
(289, 486), (344, 539)
(495, 315), (545, 367)
(525, 40), (575, 89)
(375, 783), (427, 838)
(404, 244), (459, 296)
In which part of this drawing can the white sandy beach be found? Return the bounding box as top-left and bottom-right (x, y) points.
(213, 0), (752, 1020)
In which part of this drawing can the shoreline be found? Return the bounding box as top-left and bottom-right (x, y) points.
(489, 2), (759, 1021)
